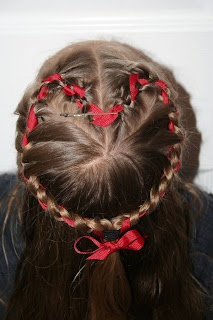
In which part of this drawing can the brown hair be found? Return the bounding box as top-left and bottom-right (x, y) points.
(4, 40), (204, 319)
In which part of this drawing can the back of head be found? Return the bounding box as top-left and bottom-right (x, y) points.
(5, 40), (203, 320)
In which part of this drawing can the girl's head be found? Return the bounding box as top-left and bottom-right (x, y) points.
(16, 40), (183, 231)
(9, 40), (202, 320)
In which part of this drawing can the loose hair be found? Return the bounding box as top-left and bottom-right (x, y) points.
(3, 40), (204, 319)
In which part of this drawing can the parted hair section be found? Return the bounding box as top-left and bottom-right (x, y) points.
(5, 40), (204, 320)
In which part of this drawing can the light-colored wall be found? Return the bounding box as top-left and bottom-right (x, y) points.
(1, 0), (213, 192)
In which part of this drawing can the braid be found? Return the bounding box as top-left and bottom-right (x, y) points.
(114, 71), (185, 228)
(20, 66), (184, 236)
(22, 159), (114, 232)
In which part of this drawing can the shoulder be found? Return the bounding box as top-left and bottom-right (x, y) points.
(188, 190), (213, 318)
(0, 173), (18, 201)
(0, 173), (24, 317)
(190, 191), (213, 256)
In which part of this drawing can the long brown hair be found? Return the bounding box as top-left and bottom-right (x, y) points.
(3, 40), (204, 319)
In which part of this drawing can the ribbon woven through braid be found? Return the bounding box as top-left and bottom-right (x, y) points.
(21, 72), (184, 260)
(39, 73), (123, 127)
(129, 73), (184, 173)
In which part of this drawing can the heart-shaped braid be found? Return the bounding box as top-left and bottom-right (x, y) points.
(21, 71), (184, 234)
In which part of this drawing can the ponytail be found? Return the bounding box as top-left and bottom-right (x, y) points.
(88, 252), (131, 320)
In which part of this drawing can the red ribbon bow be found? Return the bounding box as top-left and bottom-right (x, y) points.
(74, 229), (148, 260)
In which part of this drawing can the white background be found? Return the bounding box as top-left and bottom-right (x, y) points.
(0, 0), (213, 192)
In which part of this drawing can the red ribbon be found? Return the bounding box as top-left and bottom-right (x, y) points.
(39, 74), (85, 99)
(76, 100), (123, 127)
(62, 216), (76, 227)
(42, 73), (63, 82)
(22, 73), (86, 147)
(129, 73), (150, 102)
(38, 86), (48, 100)
(129, 73), (140, 101)
(155, 80), (169, 105)
(129, 73), (182, 174)
(62, 84), (85, 98)
(22, 105), (38, 148)
(169, 120), (175, 132)
(37, 73), (121, 127)
(129, 73), (169, 105)
(74, 229), (148, 260)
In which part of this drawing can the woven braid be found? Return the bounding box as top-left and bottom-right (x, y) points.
(22, 159), (114, 232)
(37, 73), (123, 128)
(21, 71), (184, 232)
(120, 72), (185, 228)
